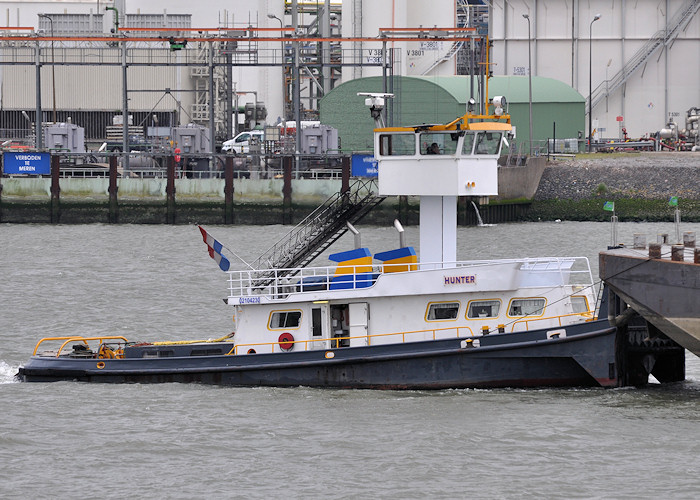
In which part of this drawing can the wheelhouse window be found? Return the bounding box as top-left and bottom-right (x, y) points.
(462, 132), (476, 155)
(269, 310), (302, 329)
(571, 296), (590, 314)
(420, 132), (459, 155)
(474, 131), (503, 155)
(426, 302), (460, 321)
(379, 133), (415, 156)
(508, 298), (546, 317)
(467, 299), (501, 319)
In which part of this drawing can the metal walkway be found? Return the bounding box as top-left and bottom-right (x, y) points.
(251, 178), (384, 279)
(587, 0), (700, 115)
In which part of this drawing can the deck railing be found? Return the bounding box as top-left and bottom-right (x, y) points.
(226, 256), (594, 300)
(230, 325), (477, 354)
(32, 336), (129, 357)
(509, 310), (596, 333)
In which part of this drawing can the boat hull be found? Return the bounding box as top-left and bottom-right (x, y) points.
(17, 320), (619, 389)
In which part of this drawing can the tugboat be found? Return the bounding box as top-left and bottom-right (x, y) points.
(18, 92), (622, 388)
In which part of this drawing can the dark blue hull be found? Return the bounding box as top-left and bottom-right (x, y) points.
(18, 319), (620, 389)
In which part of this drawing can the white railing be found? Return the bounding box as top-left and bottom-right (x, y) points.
(225, 257), (594, 300)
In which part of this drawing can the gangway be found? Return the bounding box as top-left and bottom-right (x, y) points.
(587, 0), (700, 115)
(251, 178), (384, 282)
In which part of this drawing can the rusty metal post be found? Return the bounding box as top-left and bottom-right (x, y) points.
(108, 156), (118, 223)
(648, 242), (662, 259)
(224, 156), (234, 224)
(50, 154), (60, 223)
(671, 245), (684, 262)
(166, 155), (176, 224)
(283, 156), (293, 224)
(683, 231), (696, 248)
(341, 155), (350, 194)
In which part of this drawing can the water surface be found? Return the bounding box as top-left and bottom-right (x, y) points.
(1, 222), (698, 498)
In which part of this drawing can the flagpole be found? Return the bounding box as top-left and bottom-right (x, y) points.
(221, 243), (254, 270)
(669, 196), (681, 244)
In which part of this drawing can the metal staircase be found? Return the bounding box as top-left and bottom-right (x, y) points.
(587, 0), (700, 114)
(421, 40), (464, 75)
(251, 178), (384, 279)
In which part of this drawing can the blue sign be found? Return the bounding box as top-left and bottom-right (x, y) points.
(3, 152), (51, 175)
(351, 154), (378, 177)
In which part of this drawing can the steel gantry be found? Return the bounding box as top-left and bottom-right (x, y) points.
(0, 26), (487, 168)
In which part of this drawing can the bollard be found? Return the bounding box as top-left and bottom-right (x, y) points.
(683, 231), (696, 248)
(657, 233), (669, 244)
(481, 325), (490, 336)
(695, 248), (700, 264)
(633, 233), (646, 249)
(648, 242), (662, 259)
(671, 245), (684, 262)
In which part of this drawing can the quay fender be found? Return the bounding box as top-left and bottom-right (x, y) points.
(600, 252), (700, 357)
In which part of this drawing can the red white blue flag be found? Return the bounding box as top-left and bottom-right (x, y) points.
(198, 226), (231, 271)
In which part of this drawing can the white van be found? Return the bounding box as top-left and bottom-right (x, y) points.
(221, 130), (264, 154)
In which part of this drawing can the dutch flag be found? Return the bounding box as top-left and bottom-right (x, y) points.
(198, 226), (231, 272)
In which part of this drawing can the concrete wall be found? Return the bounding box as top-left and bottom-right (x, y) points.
(491, 0), (700, 139)
(0, 176), (342, 204)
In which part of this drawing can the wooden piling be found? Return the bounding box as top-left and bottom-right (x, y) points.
(283, 156), (293, 225)
(108, 156), (118, 223)
(166, 156), (176, 224)
(224, 156), (234, 224)
(50, 155), (60, 224)
(341, 156), (350, 194)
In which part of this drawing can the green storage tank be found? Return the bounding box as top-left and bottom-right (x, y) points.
(319, 75), (585, 153)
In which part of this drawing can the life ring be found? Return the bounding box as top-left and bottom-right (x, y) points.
(278, 332), (295, 351)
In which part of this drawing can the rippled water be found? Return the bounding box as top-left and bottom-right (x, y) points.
(1, 222), (699, 499)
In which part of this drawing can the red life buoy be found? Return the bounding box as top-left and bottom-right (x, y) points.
(278, 332), (295, 351)
(174, 147), (181, 163)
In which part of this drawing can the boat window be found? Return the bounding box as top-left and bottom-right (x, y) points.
(508, 298), (546, 317)
(191, 348), (223, 356)
(467, 299), (501, 319)
(571, 296), (590, 313)
(462, 133), (476, 155)
(142, 349), (174, 358)
(474, 132), (502, 155)
(269, 310), (302, 329)
(379, 133), (415, 156)
(420, 132), (459, 155)
(426, 302), (460, 321)
(311, 308), (322, 337)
